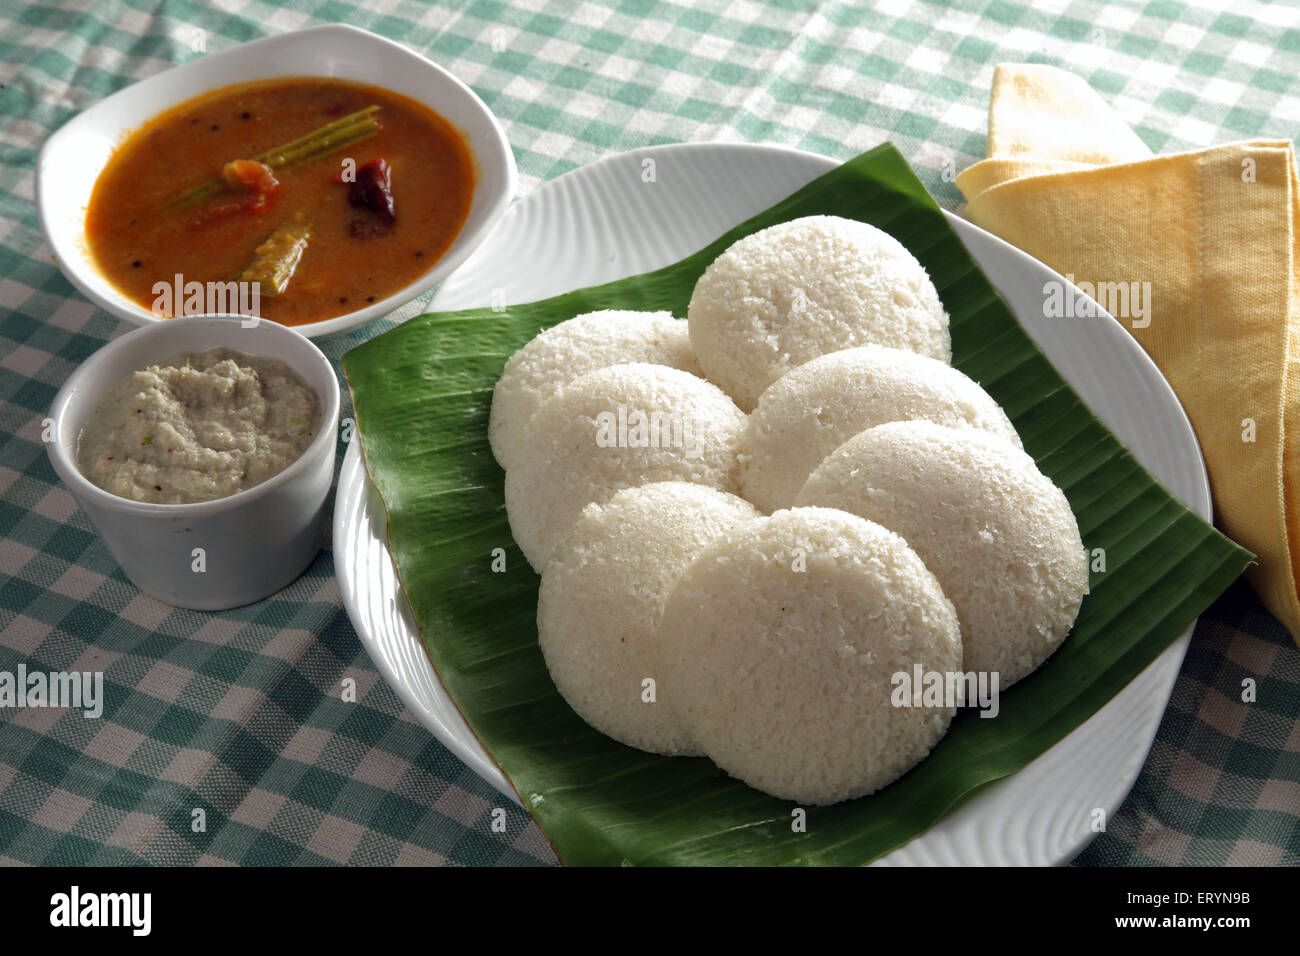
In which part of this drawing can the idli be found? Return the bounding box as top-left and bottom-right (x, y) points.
(740, 345), (1021, 511)
(796, 421), (1088, 687)
(659, 507), (962, 805)
(538, 482), (759, 756)
(489, 310), (700, 469)
(505, 363), (746, 570)
(687, 216), (950, 410)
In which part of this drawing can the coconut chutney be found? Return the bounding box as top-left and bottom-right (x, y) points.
(77, 347), (320, 504)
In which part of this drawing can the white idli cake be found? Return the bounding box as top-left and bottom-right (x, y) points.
(505, 362), (746, 570)
(489, 309), (700, 469)
(687, 216), (950, 410)
(538, 482), (759, 756)
(659, 507), (962, 805)
(740, 345), (1022, 512)
(796, 421), (1089, 687)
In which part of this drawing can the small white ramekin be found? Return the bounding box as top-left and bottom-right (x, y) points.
(47, 316), (341, 610)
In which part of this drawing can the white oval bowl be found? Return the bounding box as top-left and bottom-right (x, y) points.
(35, 23), (517, 338)
(337, 142), (1212, 865)
(48, 316), (341, 610)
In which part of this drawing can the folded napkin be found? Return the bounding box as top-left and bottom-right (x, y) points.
(957, 64), (1299, 646)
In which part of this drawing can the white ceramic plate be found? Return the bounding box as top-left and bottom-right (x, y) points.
(336, 143), (1211, 865)
(36, 24), (516, 338)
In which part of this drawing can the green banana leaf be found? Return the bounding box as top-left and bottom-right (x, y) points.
(342, 142), (1252, 866)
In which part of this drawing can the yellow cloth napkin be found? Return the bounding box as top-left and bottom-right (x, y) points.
(957, 64), (1300, 646)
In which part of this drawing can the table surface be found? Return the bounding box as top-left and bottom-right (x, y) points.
(1, 0), (1298, 867)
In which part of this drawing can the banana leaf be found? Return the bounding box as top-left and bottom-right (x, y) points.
(342, 143), (1252, 866)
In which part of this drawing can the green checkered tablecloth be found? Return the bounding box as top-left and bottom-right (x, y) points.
(1, 0), (1297, 867)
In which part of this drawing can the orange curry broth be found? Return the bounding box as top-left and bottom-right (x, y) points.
(84, 77), (475, 326)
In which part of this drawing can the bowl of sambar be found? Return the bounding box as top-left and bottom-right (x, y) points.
(37, 24), (517, 337)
